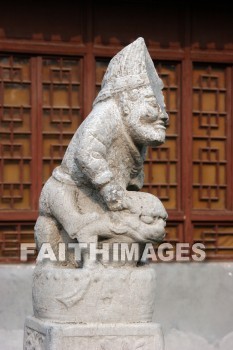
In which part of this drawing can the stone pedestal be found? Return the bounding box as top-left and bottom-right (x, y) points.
(24, 316), (164, 350)
(32, 264), (157, 323)
(24, 264), (164, 349)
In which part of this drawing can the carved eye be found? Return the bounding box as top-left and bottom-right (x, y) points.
(146, 101), (160, 112)
(150, 101), (159, 109)
(145, 96), (158, 107)
(146, 114), (158, 122)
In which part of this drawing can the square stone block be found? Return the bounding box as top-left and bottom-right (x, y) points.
(24, 316), (164, 350)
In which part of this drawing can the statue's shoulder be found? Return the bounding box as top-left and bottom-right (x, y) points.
(81, 100), (122, 136)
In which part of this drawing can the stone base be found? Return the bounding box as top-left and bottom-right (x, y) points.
(24, 316), (164, 350)
(32, 264), (156, 323)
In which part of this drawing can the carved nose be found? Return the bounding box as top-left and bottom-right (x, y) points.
(160, 110), (169, 126)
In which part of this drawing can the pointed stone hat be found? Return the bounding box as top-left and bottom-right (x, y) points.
(93, 37), (165, 108)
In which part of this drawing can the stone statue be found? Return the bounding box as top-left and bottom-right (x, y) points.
(24, 37), (168, 350)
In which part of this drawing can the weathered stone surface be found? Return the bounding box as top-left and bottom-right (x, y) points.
(25, 37), (169, 349)
(24, 327), (45, 350)
(32, 264), (156, 323)
(35, 37), (168, 259)
(24, 317), (164, 350)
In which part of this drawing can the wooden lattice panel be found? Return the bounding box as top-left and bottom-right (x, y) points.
(193, 225), (233, 259)
(192, 65), (228, 210)
(165, 223), (182, 244)
(0, 223), (36, 262)
(96, 59), (180, 210)
(0, 56), (32, 210)
(42, 57), (83, 183)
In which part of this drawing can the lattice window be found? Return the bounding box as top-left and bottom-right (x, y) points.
(193, 225), (233, 259)
(0, 53), (232, 263)
(165, 223), (183, 244)
(192, 65), (228, 210)
(42, 57), (83, 183)
(0, 56), (32, 210)
(0, 55), (84, 262)
(0, 223), (36, 262)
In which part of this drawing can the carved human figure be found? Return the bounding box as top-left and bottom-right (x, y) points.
(35, 37), (169, 260)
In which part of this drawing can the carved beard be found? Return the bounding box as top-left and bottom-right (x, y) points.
(148, 128), (166, 145)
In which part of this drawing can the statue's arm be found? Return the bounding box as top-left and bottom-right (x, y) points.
(76, 131), (114, 188)
(128, 145), (147, 190)
(75, 123), (126, 211)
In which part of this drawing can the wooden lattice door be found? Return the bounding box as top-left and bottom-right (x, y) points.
(0, 55), (84, 261)
(0, 54), (233, 261)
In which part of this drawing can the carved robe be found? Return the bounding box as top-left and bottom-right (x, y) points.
(53, 99), (147, 192)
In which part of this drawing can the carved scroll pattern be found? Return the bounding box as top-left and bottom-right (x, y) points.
(24, 327), (45, 350)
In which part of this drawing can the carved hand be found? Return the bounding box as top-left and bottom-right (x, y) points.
(100, 183), (127, 211)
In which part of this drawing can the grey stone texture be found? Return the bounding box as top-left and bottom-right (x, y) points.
(32, 264), (157, 324)
(35, 38), (169, 264)
(24, 317), (164, 350)
(24, 37), (169, 349)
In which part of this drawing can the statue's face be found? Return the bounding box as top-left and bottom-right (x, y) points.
(121, 85), (169, 146)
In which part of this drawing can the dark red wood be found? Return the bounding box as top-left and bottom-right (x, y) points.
(0, 212), (38, 221)
(176, 62), (182, 212)
(0, 39), (87, 55)
(83, 0), (95, 117)
(191, 213), (233, 222)
(231, 67), (233, 210)
(31, 57), (38, 210)
(191, 51), (233, 64)
(167, 213), (185, 221)
(181, 7), (193, 246)
(226, 67), (232, 211)
(35, 58), (43, 208)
